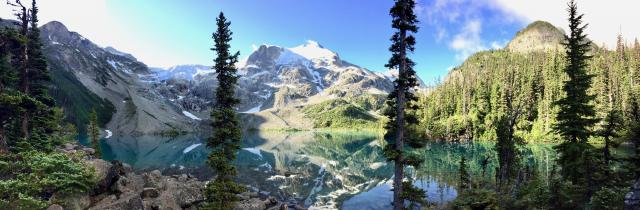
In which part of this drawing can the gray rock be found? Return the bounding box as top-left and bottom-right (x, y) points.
(178, 174), (188, 182)
(57, 192), (91, 210)
(46, 204), (64, 210)
(90, 193), (144, 210)
(141, 187), (160, 199)
(64, 143), (74, 151)
(143, 170), (163, 188)
(82, 147), (95, 154)
(626, 178), (640, 210)
(233, 198), (267, 210)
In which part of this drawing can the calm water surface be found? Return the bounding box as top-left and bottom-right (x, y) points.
(83, 131), (556, 209)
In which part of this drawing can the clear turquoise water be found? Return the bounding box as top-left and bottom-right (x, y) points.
(83, 131), (556, 209)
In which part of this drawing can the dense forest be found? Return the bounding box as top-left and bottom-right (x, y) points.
(415, 2), (640, 208)
(418, 30), (640, 144)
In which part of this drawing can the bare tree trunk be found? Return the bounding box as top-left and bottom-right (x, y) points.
(18, 3), (30, 139)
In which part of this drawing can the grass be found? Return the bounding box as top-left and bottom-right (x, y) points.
(302, 99), (383, 129)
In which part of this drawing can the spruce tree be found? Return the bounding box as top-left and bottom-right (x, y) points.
(553, 0), (597, 183)
(6, 0), (53, 151)
(0, 26), (23, 153)
(495, 68), (523, 189)
(89, 109), (101, 157)
(551, 1), (600, 207)
(25, 0), (55, 151)
(8, 0), (32, 139)
(203, 12), (243, 210)
(383, 0), (426, 208)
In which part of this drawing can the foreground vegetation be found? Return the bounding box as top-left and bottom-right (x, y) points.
(0, 1), (97, 208)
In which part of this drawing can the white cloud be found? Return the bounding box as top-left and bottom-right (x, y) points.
(416, 0), (511, 60)
(450, 19), (486, 60)
(493, 0), (640, 49)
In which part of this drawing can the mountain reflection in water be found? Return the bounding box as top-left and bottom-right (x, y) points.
(85, 131), (554, 209)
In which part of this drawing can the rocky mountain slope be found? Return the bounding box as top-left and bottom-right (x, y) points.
(7, 20), (408, 135)
(505, 20), (566, 53)
(152, 41), (397, 130)
(39, 21), (198, 136)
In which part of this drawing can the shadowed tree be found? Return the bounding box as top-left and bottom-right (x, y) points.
(202, 12), (244, 210)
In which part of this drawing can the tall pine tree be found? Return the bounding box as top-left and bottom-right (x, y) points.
(202, 12), (244, 210)
(383, 0), (426, 208)
(25, 0), (55, 151)
(552, 0), (598, 207)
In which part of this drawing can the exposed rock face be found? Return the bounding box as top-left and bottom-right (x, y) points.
(626, 178), (640, 210)
(149, 41), (399, 130)
(39, 21), (197, 136)
(506, 20), (565, 53)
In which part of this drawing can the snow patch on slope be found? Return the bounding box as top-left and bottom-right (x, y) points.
(182, 111), (201, 120)
(242, 147), (263, 158)
(183, 143), (202, 154)
(241, 104), (262, 113)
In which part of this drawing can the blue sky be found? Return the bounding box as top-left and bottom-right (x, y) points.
(103, 0), (524, 82)
(2, 0), (639, 83)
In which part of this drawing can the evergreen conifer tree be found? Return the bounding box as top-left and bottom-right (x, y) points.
(552, 0), (599, 206)
(383, 0), (426, 208)
(202, 12), (244, 210)
(0, 26), (23, 153)
(553, 0), (597, 182)
(89, 109), (101, 157)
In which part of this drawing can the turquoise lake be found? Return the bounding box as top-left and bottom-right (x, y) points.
(83, 131), (558, 209)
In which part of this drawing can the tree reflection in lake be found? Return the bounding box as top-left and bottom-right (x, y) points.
(94, 131), (555, 209)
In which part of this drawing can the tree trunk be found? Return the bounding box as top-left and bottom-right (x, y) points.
(392, 18), (407, 210)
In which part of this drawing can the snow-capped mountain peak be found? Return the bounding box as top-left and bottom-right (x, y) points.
(289, 40), (337, 62)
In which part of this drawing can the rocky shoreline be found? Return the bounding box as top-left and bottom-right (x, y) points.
(51, 143), (306, 210)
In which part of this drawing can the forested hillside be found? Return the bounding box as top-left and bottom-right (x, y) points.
(418, 21), (640, 143)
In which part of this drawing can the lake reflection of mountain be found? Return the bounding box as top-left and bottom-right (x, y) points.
(93, 131), (555, 209)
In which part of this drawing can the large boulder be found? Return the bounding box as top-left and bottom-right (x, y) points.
(89, 193), (144, 210)
(143, 170), (163, 188)
(141, 187), (160, 199)
(57, 193), (91, 210)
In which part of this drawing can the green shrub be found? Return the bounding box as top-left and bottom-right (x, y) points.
(452, 188), (499, 210)
(591, 186), (627, 210)
(302, 99), (381, 129)
(0, 151), (96, 209)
